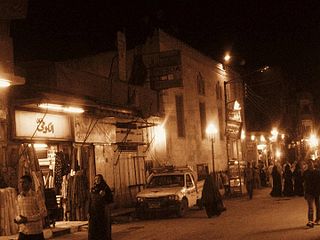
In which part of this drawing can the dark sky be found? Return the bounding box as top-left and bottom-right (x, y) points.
(10, 0), (320, 91)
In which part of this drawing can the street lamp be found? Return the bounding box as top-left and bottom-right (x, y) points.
(224, 53), (231, 62)
(309, 134), (319, 160)
(0, 78), (11, 88)
(206, 123), (218, 174)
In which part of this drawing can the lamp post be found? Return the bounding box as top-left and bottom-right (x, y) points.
(206, 123), (218, 175)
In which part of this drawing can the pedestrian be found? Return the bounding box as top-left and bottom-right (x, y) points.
(270, 165), (282, 197)
(259, 165), (267, 187)
(267, 161), (274, 187)
(282, 164), (294, 196)
(88, 174), (113, 240)
(220, 171), (230, 197)
(303, 159), (319, 228)
(293, 162), (304, 196)
(244, 162), (254, 199)
(252, 162), (261, 189)
(14, 175), (47, 240)
(201, 173), (226, 218)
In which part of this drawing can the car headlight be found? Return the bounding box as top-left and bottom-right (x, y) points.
(168, 195), (179, 201)
(137, 197), (145, 202)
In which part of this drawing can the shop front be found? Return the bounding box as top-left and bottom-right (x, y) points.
(9, 108), (93, 224)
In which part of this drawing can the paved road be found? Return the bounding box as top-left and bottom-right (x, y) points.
(55, 188), (320, 240)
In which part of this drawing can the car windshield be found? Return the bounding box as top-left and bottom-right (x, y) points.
(147, 174), (184, 188)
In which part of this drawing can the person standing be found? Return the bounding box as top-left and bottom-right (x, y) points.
(270, 165), (282, 197)
(15, 175), (47, 240)
(244, 162), (254, 199)
(202, 173), (226, 218)
(88, 174), (113, 240)
(293, 163), (304, 196)
(303, 159), (319, 228)
(283, 164), (294, 196)
(259, 165), (267, 187)
(313, 160), (320, 225)
(267, 161), (274, 187)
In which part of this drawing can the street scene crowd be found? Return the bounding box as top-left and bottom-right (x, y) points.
(242, 159), (320, 228)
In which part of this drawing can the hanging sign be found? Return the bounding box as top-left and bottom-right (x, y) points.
(14, 110), (72, 140)
(226, 100), (242, 139)
(143, 50), (182, 90)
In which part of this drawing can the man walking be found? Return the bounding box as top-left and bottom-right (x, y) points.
(15, 175), (47, 240)
(303, 160), (319, 228)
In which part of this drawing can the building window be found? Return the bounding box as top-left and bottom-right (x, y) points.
(199, 102), (207, 139)
(175, 95), (185, 137)
(216, 81), (222, 100)
(197, 72), (205, 95)
(196, 164), (209, 181)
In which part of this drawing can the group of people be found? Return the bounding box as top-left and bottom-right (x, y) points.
(269, 161), (304, 198)
(14, 174), (113, 240)
(247, 159), (320, 228)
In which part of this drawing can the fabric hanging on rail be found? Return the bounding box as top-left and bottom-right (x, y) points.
(0, 188), (18, 236)
(54, 151), (63, 194)
(66, 170), (88, 221)
(61, 153), (71, 176)
(17, 144), (46, 207)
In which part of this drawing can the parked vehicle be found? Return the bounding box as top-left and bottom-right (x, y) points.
(136, 166), (204, 218)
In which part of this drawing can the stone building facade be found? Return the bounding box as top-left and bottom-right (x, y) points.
(2, 29), (245, 207)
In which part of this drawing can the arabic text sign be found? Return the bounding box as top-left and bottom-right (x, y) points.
(143, 50), (182, 90)
(15, 110), (72, 140)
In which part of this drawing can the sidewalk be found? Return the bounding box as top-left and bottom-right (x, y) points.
(0, 221), (88, 240)
(0, 208), (136, 240)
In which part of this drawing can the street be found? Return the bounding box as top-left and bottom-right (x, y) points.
(55, 188), (320, 240)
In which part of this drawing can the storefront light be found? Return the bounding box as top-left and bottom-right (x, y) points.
(257, 144), (266, 150)
(233, 100), (241, 111)
(33, 143), (48, 149)
(39, 103), (84, 114)
(64, 106), (85, 113)
(154, 124), (166, 145)
(241, 130), (246, 140)
(250, 135), (255, 141)
(0, 78), (11, 88)
(309, 134), (319, 148)
(270, 128), (278, 142)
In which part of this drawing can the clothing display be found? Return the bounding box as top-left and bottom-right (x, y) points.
(66, 171), (89, 220)
(54, 152), (63, 194)
(0, 188), (18, 236)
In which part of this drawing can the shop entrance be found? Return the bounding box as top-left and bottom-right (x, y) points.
(36, 143), (71, 193)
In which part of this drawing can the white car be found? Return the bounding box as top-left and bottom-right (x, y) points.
(136, 167), (204, 218)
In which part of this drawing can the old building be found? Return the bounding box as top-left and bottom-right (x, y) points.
(141, 30), (246, 194)
(2, 29), (245, 218)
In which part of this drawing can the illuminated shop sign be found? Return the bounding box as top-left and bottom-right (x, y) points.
(14, 110), (72, 140)
(226, 100), (242, 139)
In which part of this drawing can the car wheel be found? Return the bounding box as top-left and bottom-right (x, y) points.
(177, 199), (188, 217)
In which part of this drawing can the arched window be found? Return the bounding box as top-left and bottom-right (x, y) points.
(216, 82), (222, 100)
(197, 72), (205, 95)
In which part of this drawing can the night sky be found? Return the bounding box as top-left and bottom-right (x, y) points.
(10, 0), (320, 93)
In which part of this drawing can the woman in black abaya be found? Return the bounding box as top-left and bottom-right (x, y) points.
(270, 165), (282, 197)
(201, 173), (226, 218)
(88, 174), (113, 240)
(283, 164), (294, 196)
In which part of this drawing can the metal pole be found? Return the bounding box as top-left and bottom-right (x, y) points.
(211, 137), (216, 182)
